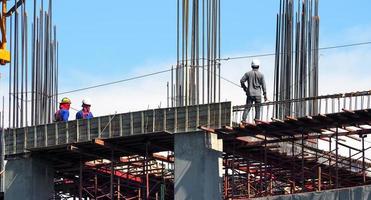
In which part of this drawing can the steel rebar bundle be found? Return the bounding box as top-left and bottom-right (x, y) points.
(274, 0), (319, 119)
(8, 0), (58, 128)
(172, 0), (221, 107)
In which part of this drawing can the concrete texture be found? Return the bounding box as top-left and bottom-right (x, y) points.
(4, 156), (54, 200)
(254, 185), (371, 200)
(174, 131), (223, 200)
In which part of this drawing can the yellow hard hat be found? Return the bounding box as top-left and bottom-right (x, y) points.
(60, 97), (71, 104)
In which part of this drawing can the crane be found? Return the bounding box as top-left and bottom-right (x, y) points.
(0, 0), (24, 65)
(0, 0), (10, 65)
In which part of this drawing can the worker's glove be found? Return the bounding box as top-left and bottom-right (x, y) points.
(264, 96), (268, 102)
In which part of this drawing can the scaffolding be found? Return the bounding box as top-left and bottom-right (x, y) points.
(2, 91), (371, 199)
(210, 91), (371, 198)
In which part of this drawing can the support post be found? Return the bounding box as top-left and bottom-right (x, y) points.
(231, 140), (235, 198)
(79, 159), (83, 199)
(5, 156), (55, 200)
(362, 134), (366, 184)
(110, 150), (114, 199)
(329, 137), (332, 186)
(174, 131), (223, 200)
(118, 178), (121, 200)
(247, 163), (251, 198)
(146, 142), (150, 200)
(335, 127), (339, 188)
(259, 146), (263, 194)
(264, 135), (268, 195)
(318, 166), (321, 191)
(291, 138), (295, 194)
(224, 154), (228, 198)
(301, 131), (305, 192)
(94, 174), (98, 200)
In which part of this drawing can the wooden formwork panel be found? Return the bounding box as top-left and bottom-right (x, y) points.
(4, 102), (231, 155)
(89, 118), (100, 139)
(78, 120), (90, 142)
(154, 109), (165, 132)
(165, 109), (176, 132)
(26, 127), (35, 149)
(121, 113), (132, 136)
(111, 116), (121, 138)
(5, 130), (13, 155)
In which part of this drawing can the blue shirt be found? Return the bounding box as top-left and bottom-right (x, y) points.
(76, 110), (93, 120)
(56, 109), (69, 122)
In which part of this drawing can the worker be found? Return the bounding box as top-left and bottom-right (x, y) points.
(54, 97), (71, 122)
(240, 59), (268, 122)
(76, 99), (94, 120)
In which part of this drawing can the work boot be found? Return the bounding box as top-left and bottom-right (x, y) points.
(239, 120), (246, 128)
(254, 119), (263, 125)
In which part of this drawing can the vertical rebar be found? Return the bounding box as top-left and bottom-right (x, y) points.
(171, 66), (174, 107)
(167, 82), (169, 108)
(8, 16), (12, 128)
(176, 0), (220, 106)
(176, 0), (179, 106)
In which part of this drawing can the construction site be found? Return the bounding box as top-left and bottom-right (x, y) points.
(0, 0), (371, 199)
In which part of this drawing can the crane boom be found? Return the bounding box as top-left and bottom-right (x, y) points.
(0, 0), (10, 65)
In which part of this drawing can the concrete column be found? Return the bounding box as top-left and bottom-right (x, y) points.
(174, 131), (223, 200)
(4, 156), (54, 200)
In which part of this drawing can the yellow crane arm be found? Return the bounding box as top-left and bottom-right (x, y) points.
(0, 0), (10, 65)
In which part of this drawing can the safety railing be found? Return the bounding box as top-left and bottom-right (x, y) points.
(232, 90), (371, 123)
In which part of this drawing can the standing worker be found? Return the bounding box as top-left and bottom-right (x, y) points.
(54, 97), (72, 122)
(240, 59), (268, 122)
(76, 99), (93, 120)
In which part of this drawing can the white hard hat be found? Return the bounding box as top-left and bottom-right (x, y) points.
(82, 98), (92, 106)
(251, 59), (260, 68)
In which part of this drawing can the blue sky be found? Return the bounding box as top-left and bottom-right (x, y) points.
(48, 0), (371, 96)
(0, 0), (371, 115)
(50, 0), (371, 90)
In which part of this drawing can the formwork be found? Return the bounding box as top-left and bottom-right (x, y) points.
(4, 102), (232, 199)
(4, 102), (232, 156)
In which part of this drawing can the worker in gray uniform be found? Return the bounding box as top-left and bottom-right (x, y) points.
(240, 59), (268, 122)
